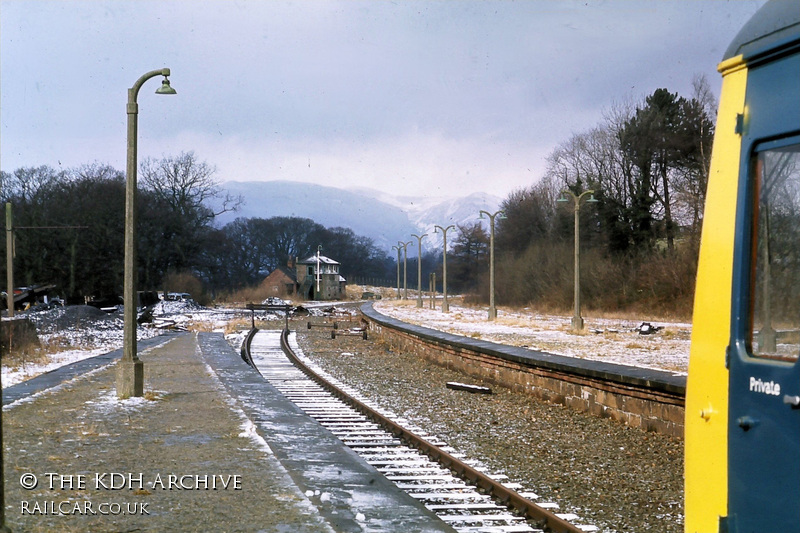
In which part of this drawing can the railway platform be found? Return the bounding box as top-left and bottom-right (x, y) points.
(2, 330), (454, 532)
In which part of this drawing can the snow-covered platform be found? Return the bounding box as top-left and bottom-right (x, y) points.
(3, 331), (453, 532)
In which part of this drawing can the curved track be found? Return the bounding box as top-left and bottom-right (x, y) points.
(244, 328), (599, 533)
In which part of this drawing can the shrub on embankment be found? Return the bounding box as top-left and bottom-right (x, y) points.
(490, 242), (697, 321)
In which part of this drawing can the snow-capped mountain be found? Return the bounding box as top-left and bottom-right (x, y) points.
(347, 187), (503, 250)
(211, 180), (503, 252)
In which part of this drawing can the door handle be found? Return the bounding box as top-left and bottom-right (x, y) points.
(783, 395), (800, 408)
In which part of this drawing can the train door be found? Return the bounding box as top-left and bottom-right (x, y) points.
(728, 48), (800, 532)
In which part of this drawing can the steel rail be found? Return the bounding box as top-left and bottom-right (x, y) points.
(271, 327), (584, 533)
(240, 327), (260, 372)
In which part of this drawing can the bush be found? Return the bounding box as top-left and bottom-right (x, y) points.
(494, 243), (697, 320)
(161, 271), (210, 306)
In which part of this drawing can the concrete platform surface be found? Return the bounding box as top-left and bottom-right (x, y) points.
(2, 331), (453, 532)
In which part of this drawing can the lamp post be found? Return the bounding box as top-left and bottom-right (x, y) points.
(391, 244), (402, 299)
(120, 68), (176, 399)
(315, 245), (323, 298)
(399, 240), (411, 300)
(434, 224), (455, 312)
(6, 204), (13, 318)
(479, 210), (505, 320)
(557, 189), (598, 331)
(411, 233), (427, 308)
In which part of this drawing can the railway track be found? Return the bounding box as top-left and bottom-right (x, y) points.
(244, 328), (599, 533)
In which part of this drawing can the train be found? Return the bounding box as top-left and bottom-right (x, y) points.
(685, 1), (800, 532)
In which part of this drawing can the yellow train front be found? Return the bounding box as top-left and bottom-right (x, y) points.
(685, 1), (800, 532)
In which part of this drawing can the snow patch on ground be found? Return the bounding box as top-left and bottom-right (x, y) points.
(3, 302), (252, 387)
(374, 300), (690, 375)
(2, 347), (110, 387)
(83, 389), (162, 413)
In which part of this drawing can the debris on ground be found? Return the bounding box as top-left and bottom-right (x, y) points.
(637, 322), (663, 335)
(446, 382), (493, 394)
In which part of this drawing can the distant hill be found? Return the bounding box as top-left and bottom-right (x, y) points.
(210, 180), (502, 252)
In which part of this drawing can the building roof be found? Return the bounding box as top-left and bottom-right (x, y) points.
(265, 265), (297, 283)
(298, 254), (340, 265)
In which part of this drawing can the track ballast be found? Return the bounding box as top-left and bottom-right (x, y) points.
(245, 328), (599, 533)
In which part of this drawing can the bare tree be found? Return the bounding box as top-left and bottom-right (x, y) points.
(140, 151), (241, 222)
(138, 151), (242, 277)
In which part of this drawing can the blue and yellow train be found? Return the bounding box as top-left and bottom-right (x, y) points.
(685, 1), (800, 531)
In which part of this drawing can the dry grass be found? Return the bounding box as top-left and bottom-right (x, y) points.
(582, 307), (692, 324)
(2, 335), (80, 370)
(143, 390), (162, 401)
(495, 316), (534, 328)
(566, 328), (590, 337)
(222, 318), (254, 335)
(216, 284), (299, 305)
(345, 284), (397, 300)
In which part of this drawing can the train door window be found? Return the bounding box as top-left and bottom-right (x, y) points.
(750, 140), (800, 359)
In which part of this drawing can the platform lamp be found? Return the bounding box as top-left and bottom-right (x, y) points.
(433, 224), (455, 313)
(479, 210), (506, 320)
(391, 244), (402, 299)
(119, 68), (176, 399)
(411, 233), (427, 308)
(399, 240), (412, 299)
(557, 189), (598, 331)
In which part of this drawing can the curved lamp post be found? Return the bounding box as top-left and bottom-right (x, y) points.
(398, 240), (412, 300)
(479, 210), (505, 320)
(434, 224), (455, 313)
(120, 68), (176, 399)
(557, 189), (598, 331)
(411, 233), (427, 308)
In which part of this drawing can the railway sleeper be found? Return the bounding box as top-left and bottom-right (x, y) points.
(427, 503), (507, 511)
(440, 513), (528, 523)
(252, 329), (594, 533)
(331, 328), (368, 340)
(306, 321), (338, 329)
(457, 526), (542, 533)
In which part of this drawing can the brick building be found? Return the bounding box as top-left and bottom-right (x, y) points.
(261, 254), (346, 301)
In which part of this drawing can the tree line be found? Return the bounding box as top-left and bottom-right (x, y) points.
(0, 152), (394, 304)
(387, 80), (716, 319)
(486, 79), (717, 317)
(2, 80), (716, 317)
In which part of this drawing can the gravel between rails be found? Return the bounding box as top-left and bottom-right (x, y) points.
(293, 323), (684, 533)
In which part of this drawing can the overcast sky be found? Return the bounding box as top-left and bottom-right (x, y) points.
(1, 0), (766, 200)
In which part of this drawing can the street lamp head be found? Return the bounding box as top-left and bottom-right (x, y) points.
(587, 194), (599, 203)
(480, 209), (505, 220)
(557, 195), (568, 203)
(155, 77), (177, 95)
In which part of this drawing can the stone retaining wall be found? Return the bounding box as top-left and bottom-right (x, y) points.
(362, 308), (685, 439)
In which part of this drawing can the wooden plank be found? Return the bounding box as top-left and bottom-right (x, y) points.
(446, 381), (492, 394)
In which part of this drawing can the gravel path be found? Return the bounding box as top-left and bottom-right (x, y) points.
(295, 323), (684, 533)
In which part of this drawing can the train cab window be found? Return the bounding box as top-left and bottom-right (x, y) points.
(751, 142), (800, 360)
